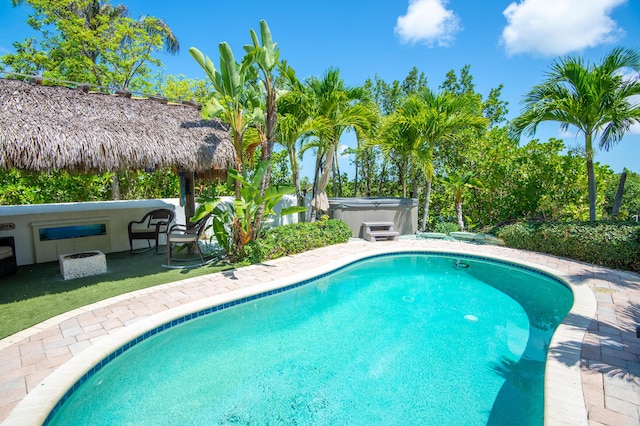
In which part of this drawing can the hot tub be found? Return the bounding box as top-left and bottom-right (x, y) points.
(328, 197), (418, 237)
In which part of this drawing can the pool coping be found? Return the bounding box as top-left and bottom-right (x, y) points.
(1, 240), (638, 425)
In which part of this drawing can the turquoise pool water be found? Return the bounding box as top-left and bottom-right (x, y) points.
(47, 253), (573, 425)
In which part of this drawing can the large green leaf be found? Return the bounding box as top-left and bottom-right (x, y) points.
(218, 42), (241, 98)
(189, 47), (218, 87)
(264, 185), (295, 200)
(201, 98), (224, 120)
(280, 206), (308, 216)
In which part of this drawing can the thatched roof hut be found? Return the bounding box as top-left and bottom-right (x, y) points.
(0, 77), (235, 177)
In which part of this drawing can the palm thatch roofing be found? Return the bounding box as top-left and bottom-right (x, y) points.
(0, 77), (235, 177)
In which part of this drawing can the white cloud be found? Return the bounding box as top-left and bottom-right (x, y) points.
(501, 0), (626, 56)
(338, 144), (350, 157)
(395, 0), (461, 47)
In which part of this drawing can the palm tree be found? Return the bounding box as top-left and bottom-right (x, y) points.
(374, 104), (420, 198)
(510, 47), (640, 221)
(242, 20), (301, 234)
(408, 88), (487, 230)
(442, 171), (483, 231)
(303, 68), (378, 217)
(276, 84), (316, 221)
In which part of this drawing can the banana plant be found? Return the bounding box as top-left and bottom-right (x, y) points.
(242, 20), (300, 237)
(242, 20), (280, 162)
(194, 160), (306, 261)
(190, 42), (254, 198)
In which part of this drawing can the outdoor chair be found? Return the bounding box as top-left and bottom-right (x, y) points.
(166, 214), (211, 266)
(0, 236), (18, 278)
(128, 208), (175, 254)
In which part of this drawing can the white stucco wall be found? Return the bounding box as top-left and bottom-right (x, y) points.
(0, 196), (304, 266)
(0, 199), (177, 265)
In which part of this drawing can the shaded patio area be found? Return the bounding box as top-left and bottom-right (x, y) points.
(1, 239), (639, 425)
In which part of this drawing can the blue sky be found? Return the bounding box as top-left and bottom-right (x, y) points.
(1, 0), (639, 179)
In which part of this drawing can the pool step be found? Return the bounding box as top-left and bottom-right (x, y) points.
(362, 221), (399, 242)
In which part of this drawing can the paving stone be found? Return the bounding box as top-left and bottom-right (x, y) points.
(76, 312), (98, 328)
(604, 396), (640, 420)
(75, 328), (108, 342)
(604, 376), (640, 405)
(602, 346), (638, 362)
(69, 340), (92, 356)
(42, 336), (77, 352)
(0, 376), (25, 395)
(588, 405), (639, 426)
(0, 386), (24, 409)
(18, 340), (43, 357)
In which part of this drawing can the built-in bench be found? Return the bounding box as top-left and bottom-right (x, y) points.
(362, 221), (399, 242)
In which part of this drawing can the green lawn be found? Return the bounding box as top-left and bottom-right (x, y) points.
(0, 249), (235, 339)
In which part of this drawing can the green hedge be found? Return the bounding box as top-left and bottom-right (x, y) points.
(243, 219), (353, 263)
(495, 222), (640, 272)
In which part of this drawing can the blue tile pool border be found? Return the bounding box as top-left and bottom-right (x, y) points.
(43, 250), (569, 424)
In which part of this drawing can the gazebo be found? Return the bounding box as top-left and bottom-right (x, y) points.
(0, 77), (235, 221)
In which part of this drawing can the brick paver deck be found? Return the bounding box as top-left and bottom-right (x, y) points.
(1, 239), (638, 425)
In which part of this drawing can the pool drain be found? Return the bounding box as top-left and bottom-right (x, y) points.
(402, 296), (414, 303)
(456, 260), (470, 269)
(464, 314), (478, 322)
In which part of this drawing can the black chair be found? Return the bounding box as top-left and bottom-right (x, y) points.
(128, 209), (175, 253)
(0, 236), (18, 277)
(166, 214), (211, 266)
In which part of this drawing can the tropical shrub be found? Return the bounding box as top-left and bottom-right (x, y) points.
(433, 222), (460, 234)
(0, 168), (180, 205)
(602, 170), (640, 220)
(495, 222), (640, 272)
(193, 160), (306, 262)
(243, 218), (352, 263)
(0, 169), (113, 204)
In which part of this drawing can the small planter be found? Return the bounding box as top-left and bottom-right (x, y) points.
(59, 251), (107, 280)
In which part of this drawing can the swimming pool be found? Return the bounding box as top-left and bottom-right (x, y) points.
(46, 253), (573, 425)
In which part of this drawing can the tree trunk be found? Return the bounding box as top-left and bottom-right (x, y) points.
(585, 133), (597, 222)
(365, 150), (372, 196)
(331, 158), (338, 197)
(411, 176), (418, 199)
(401, 167), (407, 198)
(365, 173), (371, 197)
(310, 154), (322, 222)
(252, 77), (278, 240)
(456, 201), (464, 232)
(334, 148), (342, 197)
(378, 161), (386, 195)
(111, 174), (120, 200)
(184, 172), (196, 225)
(353, 149), (359, 197)
(312, 145), (333, 222)
(253, 148), (277, 240)
(410, 163), (418, 198)
(586, 158), (597, 221)
(612, 170), (627, 219)
(420, 179), (432, 231)
(289, 150), (306, 223)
